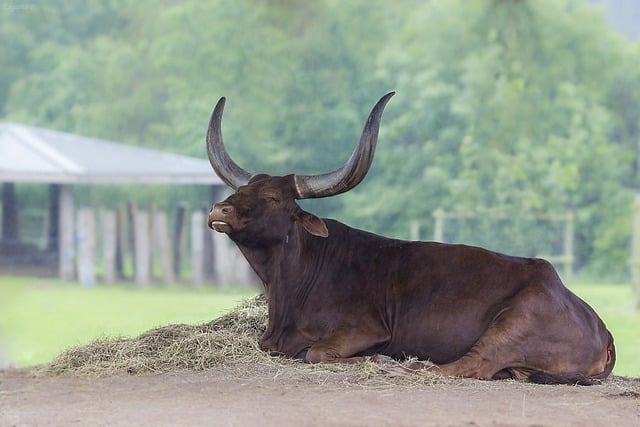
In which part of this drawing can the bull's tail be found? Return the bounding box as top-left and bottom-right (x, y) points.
(528, 371), (599, 386)
(599, 330), (617, 378)
(529, 330), (616, 386)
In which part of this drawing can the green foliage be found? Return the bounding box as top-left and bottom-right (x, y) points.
(336, 0), (638, 277)
(2, 0), (640, 278)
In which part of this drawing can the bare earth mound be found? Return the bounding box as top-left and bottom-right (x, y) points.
(1, 296), (639, 426)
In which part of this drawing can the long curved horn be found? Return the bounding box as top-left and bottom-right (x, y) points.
(206, 97), (252, 189)
(293, 91), (395, 199)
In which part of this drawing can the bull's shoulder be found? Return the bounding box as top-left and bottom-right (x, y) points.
(322, 219), (400, 244)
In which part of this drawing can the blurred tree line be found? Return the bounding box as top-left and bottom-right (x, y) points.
(1, 0), (639, 280)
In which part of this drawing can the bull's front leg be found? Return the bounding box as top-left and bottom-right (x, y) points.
(304, 327), (390, 364)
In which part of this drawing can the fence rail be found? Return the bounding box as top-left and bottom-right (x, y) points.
(629, 194), (640, 309)
(410, 209), (575, 283)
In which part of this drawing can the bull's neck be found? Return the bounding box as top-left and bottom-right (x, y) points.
(235, 223), (327, 355)
(235, 222), (324, 291)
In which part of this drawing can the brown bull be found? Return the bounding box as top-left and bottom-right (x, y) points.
(206, 92), (615, 384)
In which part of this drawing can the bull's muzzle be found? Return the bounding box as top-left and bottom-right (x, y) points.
(208, 203), (234, 233)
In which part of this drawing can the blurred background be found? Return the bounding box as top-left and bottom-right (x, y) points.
(1, 0), (639, 374)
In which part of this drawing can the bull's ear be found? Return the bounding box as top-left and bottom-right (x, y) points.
(297, 211), (329, 238)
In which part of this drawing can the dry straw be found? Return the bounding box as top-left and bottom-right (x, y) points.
(40, 294), (447, 386)
(44, 295), (270, 376)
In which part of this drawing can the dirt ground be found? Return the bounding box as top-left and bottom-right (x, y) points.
(1, 367), (639, 427)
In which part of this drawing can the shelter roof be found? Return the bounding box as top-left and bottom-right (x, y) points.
(0, 123), (224, 185)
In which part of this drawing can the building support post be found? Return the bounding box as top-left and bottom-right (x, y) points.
(58, 184), (75, 280)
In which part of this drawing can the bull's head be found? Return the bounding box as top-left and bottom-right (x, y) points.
(206, 92), (394, 245)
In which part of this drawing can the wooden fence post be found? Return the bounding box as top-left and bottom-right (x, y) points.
(433, 209), (445, 242)
(410, 220), (420, 241)
(134, 210), (150, 287)
(76, 208), (95, 288)
(191, 210), (204, 285)
(208, 228), (258, 287)
(127, 201), (137, 270)
(58, 184), (75, 281)
(630, 194), (640, 310)
(173, 203), (188, 280)
(562, 213), (574, 284)
(47, 184), (60, 252)
(203, 212), (215, 283)
(211, 227), (229, 286)
(103, 210), (116, 284)
(115, 205), (126, 279)
(152, 211), (174, 284)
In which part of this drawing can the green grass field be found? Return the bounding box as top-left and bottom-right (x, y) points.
(0, 276), (258, 368)
(1, 276), (638, 377)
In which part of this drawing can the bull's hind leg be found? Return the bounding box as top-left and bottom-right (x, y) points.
(412, 298), (587, 380)
(409, 283), (612, 383)
(429, 349), (518, 380)
(415, 307), (534, 380)
(413, 347), (505, 380)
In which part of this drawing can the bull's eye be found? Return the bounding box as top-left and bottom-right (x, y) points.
(263, 193), (282, 205)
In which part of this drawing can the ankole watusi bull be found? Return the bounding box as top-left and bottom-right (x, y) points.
(206, 92), (615, 384)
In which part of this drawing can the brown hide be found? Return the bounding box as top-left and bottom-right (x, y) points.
(208, 174), (614, 384)
(206, 94), (615, 384)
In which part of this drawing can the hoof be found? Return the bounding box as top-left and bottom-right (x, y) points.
(370, 354), (415, 376)
(406, 359), (438, 371)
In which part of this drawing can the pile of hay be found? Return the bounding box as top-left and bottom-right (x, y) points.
(44, 295), (271, 376)
(40, 294), (446, 385)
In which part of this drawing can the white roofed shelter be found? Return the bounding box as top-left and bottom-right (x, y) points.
(0, 123), (222, 185)
(0, 123), (227, 281)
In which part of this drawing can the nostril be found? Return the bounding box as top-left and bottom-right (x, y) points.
(211, 203), (234, 217)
